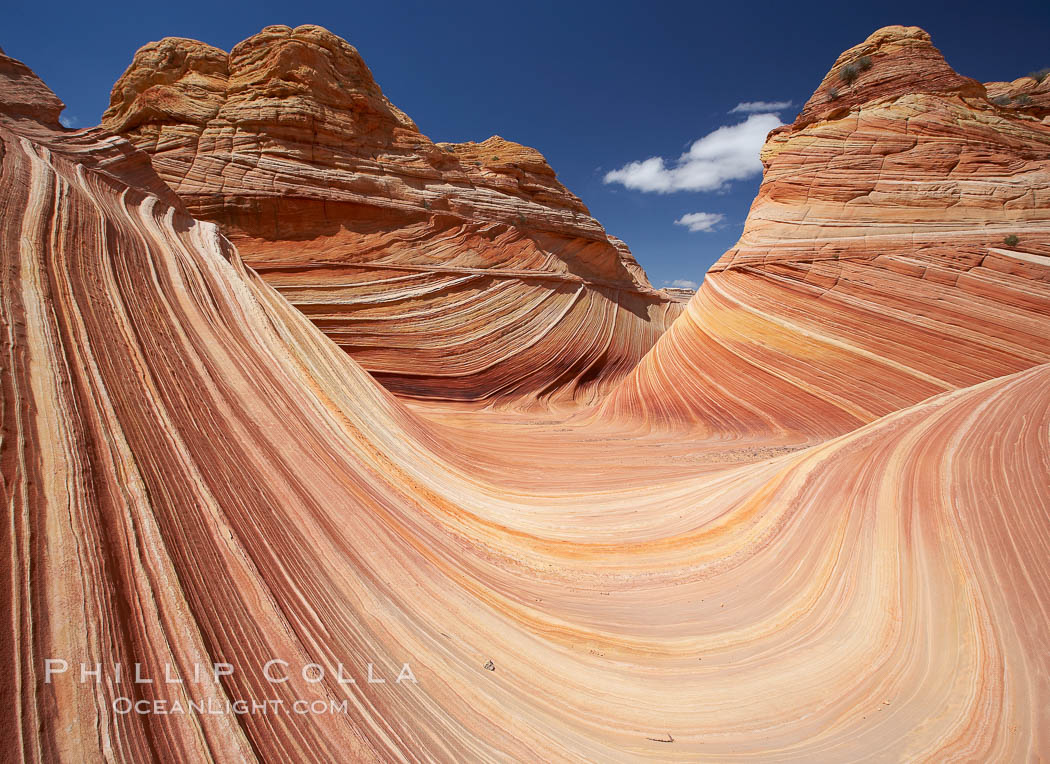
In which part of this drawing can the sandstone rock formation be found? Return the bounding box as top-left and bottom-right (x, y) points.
(0, 48), (65, 126)
(3, 26), (1050, 762)
(601, 26), (1050, 435)
(102, 25), (682, 405)
(985, 70), (1050, 114)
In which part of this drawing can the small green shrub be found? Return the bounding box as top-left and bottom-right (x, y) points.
(827, 87), (841, 101)
(1004, 234), (1020, 247)
(991, 95), (1012, 106)
(1014, 94), (1033, 106)
(839, 64), (859, 85)
(857, 55), (873, 71)
(1025, 67), (1050, 83)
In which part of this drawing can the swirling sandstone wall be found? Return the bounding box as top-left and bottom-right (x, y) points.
(101, 25), (683, 405)
(2, 25), (1049, 762)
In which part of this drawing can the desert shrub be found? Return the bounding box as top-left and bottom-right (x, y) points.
(857, 55), (873, 71)
(1004, 234), (1020, 246)
(1025, 67), (1050, 83)
(991, 95), (1012, 106)
(1014, 94), (1033, 106)
(827, 87), (841, 101)
(839, 64), (859, 85)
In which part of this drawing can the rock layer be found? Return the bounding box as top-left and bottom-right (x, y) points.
(601, 26), (1050, 434)
(103, 25), (682, 404)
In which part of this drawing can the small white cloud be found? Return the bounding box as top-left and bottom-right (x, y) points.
(675, 212), (724, 233)
(729, 100), (793, 114)
(666, 279), (699, 290)
(60, 115), (79, 128)
(603, 113), (783, 194)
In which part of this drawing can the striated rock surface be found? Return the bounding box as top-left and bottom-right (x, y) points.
(794, 26), (986, 127)
(103, 25), (682, 405)
(985, 70), (1050, 114)
(0, 49), (66, 126)
(3, 28), (1050, 762)
(601, 26), (1050, 434)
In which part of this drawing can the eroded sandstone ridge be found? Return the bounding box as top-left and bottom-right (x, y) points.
(602, 26), (1050, 434)
(102, 25), (681, 404)
(3, 27), (1050, 762)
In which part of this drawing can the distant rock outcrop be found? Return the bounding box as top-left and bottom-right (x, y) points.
(103, 25), (681, 405)
(985, 70), (1050, 114)
(0, 48), (66, 126)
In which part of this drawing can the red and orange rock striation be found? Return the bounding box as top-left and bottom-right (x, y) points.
(985, 68), (1050, 114)
(601, 25), (1050, 435)
(3, 26), (1050, 762)
(101, 25), (682, 405)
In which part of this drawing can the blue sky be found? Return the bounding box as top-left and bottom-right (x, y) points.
(5, 0), (1049, 288)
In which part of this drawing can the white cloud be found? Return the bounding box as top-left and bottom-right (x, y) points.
(60, 115), (78, 128)
(603, 113), (783, 193)
(665, 279), (699, 290)
(729, 100), (793, 114)
(675, 212), (724, 233)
